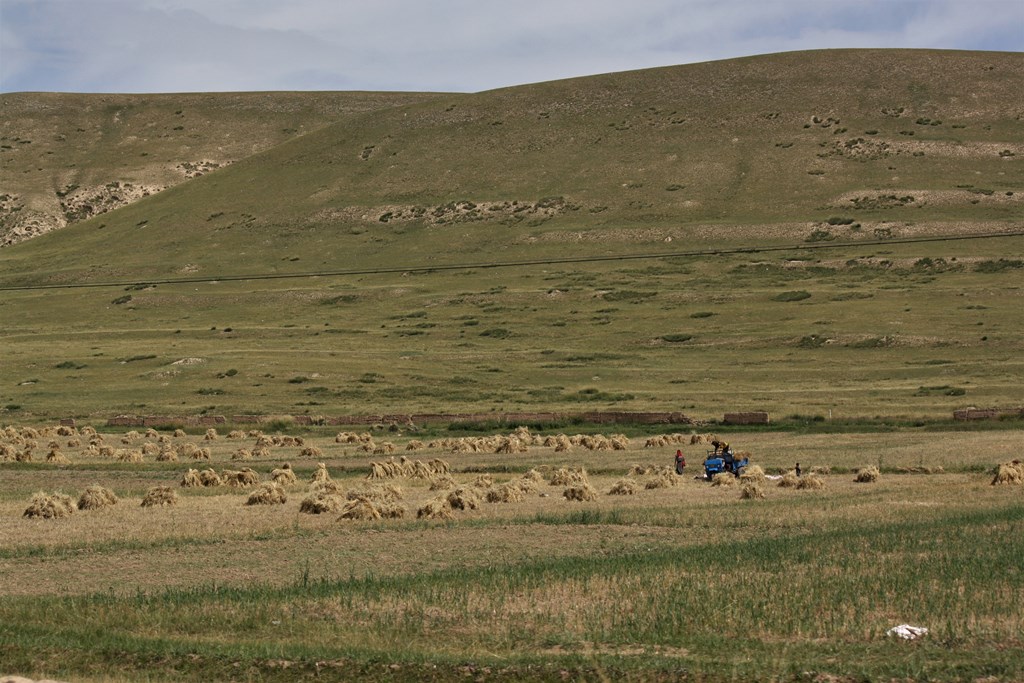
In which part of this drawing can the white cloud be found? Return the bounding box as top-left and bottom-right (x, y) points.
(1, 0), (1021, 93)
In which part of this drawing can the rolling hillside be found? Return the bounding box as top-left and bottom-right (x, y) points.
(0, 90), (444, 246)
(0, 49), (1021, 421)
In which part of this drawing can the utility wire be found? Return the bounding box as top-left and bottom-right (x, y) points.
(0, 229), (1021, 292)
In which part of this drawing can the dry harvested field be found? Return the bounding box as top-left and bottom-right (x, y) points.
(2, 422), (1022, 682)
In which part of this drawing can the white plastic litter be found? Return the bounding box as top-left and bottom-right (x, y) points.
(887, 624), (928, 640)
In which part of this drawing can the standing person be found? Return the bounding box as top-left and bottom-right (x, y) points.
(796, 462), (802, 477)
(675, 449), (686, 475)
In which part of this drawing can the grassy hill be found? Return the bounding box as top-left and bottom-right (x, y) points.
(0, 90), (444, 246)
(0, 49), (1022, 422)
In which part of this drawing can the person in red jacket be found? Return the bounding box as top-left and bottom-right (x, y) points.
(675, 449), (686, 474)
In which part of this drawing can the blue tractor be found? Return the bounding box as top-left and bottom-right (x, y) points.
(703, 449), (748, 480)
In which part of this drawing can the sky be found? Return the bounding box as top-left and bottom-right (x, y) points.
(1, 0), (1022, 94)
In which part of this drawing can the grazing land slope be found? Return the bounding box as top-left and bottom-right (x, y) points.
(0, 49), (1021, 420)
(0, 91), (443, 246)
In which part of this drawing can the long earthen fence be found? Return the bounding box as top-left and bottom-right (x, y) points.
(106, 411), (697, 428)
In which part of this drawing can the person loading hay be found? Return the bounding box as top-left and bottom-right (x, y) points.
(711, 440), (735, 471)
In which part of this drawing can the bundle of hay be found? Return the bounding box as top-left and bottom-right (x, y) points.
(372, 442), (396, 455)
(24, 491), (76, 519)
(181, 468), (203, 487)
(98, 445), (115, 458)
(740, 482), (765, 500)
(232, 448), (253, 461)
(428, 458), (451, 475)
(21, 426), (40, 439)
(156, 447), (178, 462)
(810, 465), (832, 475)
(67, 437), (82, 448)
(690, 433), (717, 445)
(563, 483), (599, 502)
(644, 435), (668, 448)
(991, 460), (1024, 486)
(173, 429), (187, 438)
(116, 449), (143, 463)
(495, 437), (529, 454)
(335, 431), (359, 444)
(486, 482), (525, 503)
(645, 471), (679, 490)
(346, 483), (403, 503)
(78, 484), (118, 510)
(368, 460), (400, 479)
(348, 497), (407, 520)
(228, 430), (246, 439)
(311, 479), (341, 495)
(199, 468), (224, 487)
(255, 434), (274, 448)
(797, 473), (826, 490)
(300, 445), (324, 458)
(338, 497), (383, 520)
(610, 434), (630, 451)
(177, 442), (199, 459)
(141, 486), (178, 507)
(142, 442), (160, 457)
(253, 447), (272, 459)
(410, 459), (433, 479)
(471, 474), (494, 490)
(245, 482), (287, 506)
(855, 466), (880, 483)
(711, 473), (737, 487)
(551, 434), (573, 452)
(271, 463), (297, 485)
(204, 428), (219, 440)
(609, 478), (639, 495)
(447, 486), (481, 511)
(428, 474), (456, 491)
(523, 468), (544, 483)
(417, 496), (454, 520)
(46, 448), (70, 464)
(777, 471), (800, 488)
(223, 468), (260, 488)
(57, 425), (77, 437)
(121, 430), (141, 444)
(299, 492), (343, 514)
(310, 462), (332, 484)
(739, 464), (766, 486)
(510, 475), (540, 494)
(15, 449), (33, 462)
(582, 435), (613, 451)
(550, 466), (588, 487)
(628, 464), (656, 476)
(406, 439), (426, 451)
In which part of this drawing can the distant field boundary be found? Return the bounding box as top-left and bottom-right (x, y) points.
(103, 411), (697, 429)
(953, 407), (1024, 421)
(5, 229), (1023, 292)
